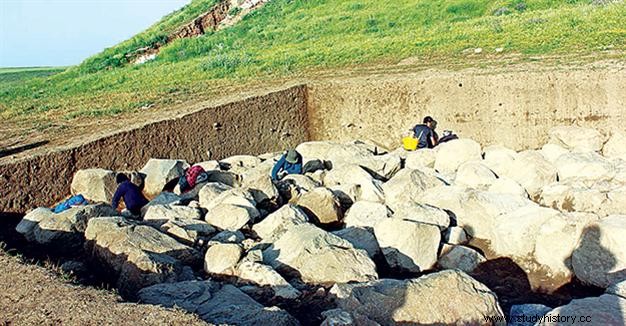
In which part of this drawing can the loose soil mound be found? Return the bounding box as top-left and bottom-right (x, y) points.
(0, 251), (207, 326)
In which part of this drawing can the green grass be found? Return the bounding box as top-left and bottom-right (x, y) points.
(1, 0), (625, 127)
(0, 67), (67, 86)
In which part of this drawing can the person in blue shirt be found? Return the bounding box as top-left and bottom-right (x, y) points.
(412, 116), (438, 149)
(111, 173), (149, 217)
(271, 149), (303, 181)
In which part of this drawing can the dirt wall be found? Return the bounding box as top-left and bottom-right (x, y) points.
(307, 66), (626, 151)
(0, 85), (308, 213)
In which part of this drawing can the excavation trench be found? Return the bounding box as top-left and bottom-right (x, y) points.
(1, 64), (624, 322)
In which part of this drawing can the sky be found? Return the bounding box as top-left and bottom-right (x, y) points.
(0, 0), (190, 67)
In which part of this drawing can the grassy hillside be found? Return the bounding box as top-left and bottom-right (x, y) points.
(1, 0), (624, 129)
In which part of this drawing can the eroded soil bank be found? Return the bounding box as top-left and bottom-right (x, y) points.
(0, 86), (308, 213)
(307, 64), (626, 151)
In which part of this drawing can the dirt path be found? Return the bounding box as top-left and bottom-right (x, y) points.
(0, 251), (208, 325)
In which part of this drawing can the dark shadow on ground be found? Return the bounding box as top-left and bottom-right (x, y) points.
(0, 140), (49, 158)
(0, 212), (118, 290)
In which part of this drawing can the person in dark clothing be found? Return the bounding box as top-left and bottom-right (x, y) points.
(428, 120), (440, 148)
(111, 173), (149, 217)
(412, 116), (438, 149)
(271, 149), (303, 181)
(439, 130), (459, 143)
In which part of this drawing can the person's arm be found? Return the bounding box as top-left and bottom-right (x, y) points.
(271, 155), (286, 180)
(293, 162), (303, 175)
(430, 131), (438, 147)
(111, 183), (125, 210)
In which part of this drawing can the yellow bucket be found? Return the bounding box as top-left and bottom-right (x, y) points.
(402, 136), (418, 151)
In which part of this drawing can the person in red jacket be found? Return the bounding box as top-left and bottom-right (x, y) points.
(177, 165), (209, 193)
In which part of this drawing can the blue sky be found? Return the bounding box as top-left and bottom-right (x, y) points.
(0, 0), (190, 67)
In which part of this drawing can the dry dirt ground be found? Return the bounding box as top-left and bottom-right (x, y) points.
(0, 251), (208, 326)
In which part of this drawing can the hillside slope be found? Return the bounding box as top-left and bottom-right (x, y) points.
(0, 0), (624, 147)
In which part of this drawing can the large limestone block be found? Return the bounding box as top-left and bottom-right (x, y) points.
(382, 168), (444, 211)
(206, 170), (240, 187)
(295, 187), (343, 226)
(28, 204), (118, 250)
(555, 151), (615, 182)
(534, 212), (600, 279)
(572, 215), (626, 288)
(374, 219), (440, 273)
(84, 217), (201, 295)
(540, 143), (569, 163)
(603, 131), (626, 160)
(454, 191), (532, 240)
(540, 181), (607, 214)
(140, 159), (189, 196)
(483, 145), (518, 177)
(488, 177), (528, 198)
(141, 192), (181, 215)
(85, 217), (201, 265)
(143, 204), (203, 224)
(491, 205), (561, 259)
(421, 185), (470, 217)
(194, 160), (220, 171)
(329, 184), (360, 209)
(242, 173), (280, 206)
(330, 270), (505, 326)
(434, 138), (482, 174)
(70, 168), (117, 203)
(197, 183), (233, 209)
(454, 161), (497, 189)
(405, 148), (436, 169)
(204, 243), (242, 275)
(333, 226), (381, 259)
(443, 226), (469, 245)
(613, 159), (626, 184)
(235, 261), (301, 299)
(138, 281), (299, 325)
(252, 204), (308, 242)
(296, 141), (400, 179)
(262, 224), (377, 284)
(438, 244), (486, 273)
(343, 201), (390, 229)
(160, 218), (217, 246)
(16, 207), (54, 242)
(391, 202), (450, 231)
(205, 203), (254, 231)
(324, 164), (385, 203)
(537, 294), (626, 326)
(200, 187), (259, 225)
(506, 150), (557, 200)
(549, 125), (605, 152)
(281, 174), (320, 192)
(600, 185), (626, 217)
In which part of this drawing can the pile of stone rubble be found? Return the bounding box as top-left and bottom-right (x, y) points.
(15, 125), (626, 325)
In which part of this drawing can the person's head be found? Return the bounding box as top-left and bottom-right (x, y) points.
(116, 173), (129, 184)
(285, 149), (300, 164)
(423, 116), (434, 128)
(430, 120), (438, 130)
